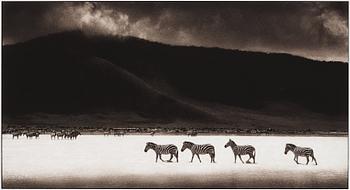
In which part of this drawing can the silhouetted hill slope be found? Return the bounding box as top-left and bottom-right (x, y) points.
(89, 34), (348, 114)
(3, 42), (213, 120)
(2, 31), (348, 120)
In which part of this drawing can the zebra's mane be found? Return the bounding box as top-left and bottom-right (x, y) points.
(228, 139), (237, 146)
(183, 141), (194, 145)
(146, 142), (157, 146)
(286, 143), (296, 148)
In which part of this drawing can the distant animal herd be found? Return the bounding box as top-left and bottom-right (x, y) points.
(8, 129), (317, 165)
(10, 130), (82, 140)
(144, 140), (318, 165)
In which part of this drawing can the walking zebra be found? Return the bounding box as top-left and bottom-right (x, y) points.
(56, 132), (64, 139)
(26, 132), (39, 139)
(68, 131), (81, 139)
(224, 139), (256, 164)
(181, 141), (215, 163)
(186, 131), (198, 136)
(114, 131), (125, 136)
(284, 143), (318, 165)
(12, 132), (21, 139)
(50, 132), (56, 139)
(104, 131), (110, 136)
(144, 142), (179, 162)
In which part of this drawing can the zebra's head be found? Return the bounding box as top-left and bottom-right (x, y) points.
(284, 143), (296, 154)
(144, 142), (156, 152)
(224, 139), (236, 148)
(181, 141), (194, 152)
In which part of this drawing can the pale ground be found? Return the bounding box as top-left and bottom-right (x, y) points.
(2, 135), (348, 188)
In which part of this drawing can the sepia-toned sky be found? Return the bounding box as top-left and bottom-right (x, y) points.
(2, 2), (348, 62)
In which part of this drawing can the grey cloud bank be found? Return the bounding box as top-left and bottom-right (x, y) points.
(3, 2), (348, 62)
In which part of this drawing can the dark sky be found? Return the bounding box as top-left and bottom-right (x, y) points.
(2, 2), (348, 61)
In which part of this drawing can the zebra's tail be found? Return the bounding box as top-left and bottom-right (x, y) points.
(211, 147), (216, 162)
(253, 149), (256, 163)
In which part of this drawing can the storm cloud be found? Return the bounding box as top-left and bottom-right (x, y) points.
(2, 2), (348, 61)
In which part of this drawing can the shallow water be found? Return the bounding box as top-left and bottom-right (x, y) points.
(2, 135), (348, 188)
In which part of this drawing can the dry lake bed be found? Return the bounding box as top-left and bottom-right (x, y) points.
(2, 134), (348, 188)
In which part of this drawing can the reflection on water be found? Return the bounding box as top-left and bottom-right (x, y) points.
(2, 135), (348, 188)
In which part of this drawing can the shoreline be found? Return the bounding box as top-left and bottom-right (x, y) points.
(2, 132), (348, 137)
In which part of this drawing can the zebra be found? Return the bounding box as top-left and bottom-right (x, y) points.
(114, 131), (125, 136)
(284, 143), (318, 165)
(144, 142), (179, 162)
(104, 131), (110, 136)
(56, 132), (64, 139)
(50, 132), (57, 140)
(224, 139), (256, 164)
(63, 131), (72, 139)
(12, 132), (21, 139)
(68, 131), (81, 139)
(186, 130), (198, 136)
(181, 141), (215, 163)
(26, 132), (39, 139)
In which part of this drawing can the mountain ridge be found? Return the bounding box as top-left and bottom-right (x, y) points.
(2, 30), (348, 126)
(5, 30), (346, 64)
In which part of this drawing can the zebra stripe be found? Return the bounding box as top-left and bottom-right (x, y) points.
(225, 139), (256, 164)
(144, 142), (179, 162)
(181, 141), (215, 163)
(284, 143), (318, 165)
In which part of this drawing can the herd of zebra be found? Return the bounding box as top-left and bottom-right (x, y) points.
(50, 130), (81, 139)
(144, 139), (318, 165)
(11, 130), (81, 140)
(12, 131), (40, 139)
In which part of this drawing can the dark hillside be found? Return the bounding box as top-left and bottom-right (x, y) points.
(2, 31), (348, 122)
(91, 33), (348, 114)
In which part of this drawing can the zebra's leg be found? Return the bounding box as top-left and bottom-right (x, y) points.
(196, 154), (201, 163)
(294, 155), (299, 164)
(155, 154), (159, 162)
(168, 154), (173, 162)
(246, 154), (253, 163)
(238, 155), (244, 164)
(159, 154), (165, 162)
(210, 153), (215, 163)
(311, 155), (318, 165)
(306, 156), (309, 165)
(234, 154), (237, 163)
(191, 153), (195, 163)
(175, 152), (179, 163)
